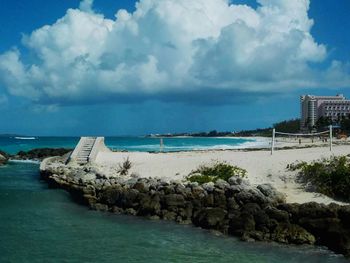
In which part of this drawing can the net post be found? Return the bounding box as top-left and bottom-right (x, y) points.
(160, 138), (164, 152)
(271, 128), (275, 155)
(329, 125), (333, 152)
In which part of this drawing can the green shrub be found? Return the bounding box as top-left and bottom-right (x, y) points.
(289, 156), (350, 201)
(187, 161), (247, 184)
(118, 157), (132, 175)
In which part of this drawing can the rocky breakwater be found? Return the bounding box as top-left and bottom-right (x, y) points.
(0, 150), (9, 166)
(41, 159), (350, 257)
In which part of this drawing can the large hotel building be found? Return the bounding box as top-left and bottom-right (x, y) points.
(300, 94), (350, 130)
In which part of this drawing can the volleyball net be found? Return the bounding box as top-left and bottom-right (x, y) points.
(270, 126), (333, 154)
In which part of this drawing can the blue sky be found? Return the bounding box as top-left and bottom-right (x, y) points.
(0, 0), (349, 136)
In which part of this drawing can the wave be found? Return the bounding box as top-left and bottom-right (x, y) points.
(9, 159), (40, 164)
(14, 137), (36, 140)
(108, 138), (270, 152)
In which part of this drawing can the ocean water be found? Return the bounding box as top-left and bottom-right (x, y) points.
(0, 136), (268, 155)
(0, 162), (348, 262)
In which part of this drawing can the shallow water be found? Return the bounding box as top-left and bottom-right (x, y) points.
(0, 162), (348, 262)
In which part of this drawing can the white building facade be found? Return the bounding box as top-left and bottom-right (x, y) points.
(300, 94), (350, 130)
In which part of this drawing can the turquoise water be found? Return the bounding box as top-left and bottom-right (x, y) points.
(0, 136), (263, 154)
(0, 162), (348, 262)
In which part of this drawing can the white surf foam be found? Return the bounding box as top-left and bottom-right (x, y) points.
(9, 159), (40, 164)
(14, 137), (36, 140)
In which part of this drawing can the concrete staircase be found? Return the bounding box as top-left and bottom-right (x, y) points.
(67, 136), (109, 165)
(74, 137), (97, 165)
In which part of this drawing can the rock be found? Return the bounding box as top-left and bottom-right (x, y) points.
(213, 188), (226, 208)
(257, 184), (286, 204)
(277, 203), (300, 220)
(257, 183), (278, 197)
(264, 206), (289, 222)
(193, 207), (227, 229)
(137, 193), (161, 216)
(133, 182), (149, 193)
(0, 152), (8, 165)
(227, 197), (240, 211)
(241, 232), (256, 242)
(40, 164), (350, 258)
(215, 179), (229, 189)
(99, 185), (123, 206)
(298, 202), (337, 219)
(163, 185), (176, 195)
(202, 194), (214, 207)
(13, 148), (72, 161)
(111, 206), (124, 214)
(228, 176), (250, 186)
(189, 182), (199, 188)
(162, 210), (177, 221)
(178, 202), (193, 220)
(125, 178), (138, 186)
(191, 186), (206, 199)
(148, 215), (160, 220)
(120, 189), (139, 208)
(91, 203), (109, 212)
(202, 182), (215, 192)
(83, 194), (97, 205)
(125, 208), (137, 216)
(298, 217), (350, 256)
(271, 223), (315, 245)
(164, 194), (185, 207)
(235, 189), (268, 205)
(175, 183), (187, 195)
(338, 205), (350, 226)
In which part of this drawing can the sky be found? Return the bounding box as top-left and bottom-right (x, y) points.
(0, 0), (349, 136)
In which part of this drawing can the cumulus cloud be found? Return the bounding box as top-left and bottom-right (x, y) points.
(0, 0), (349, 105)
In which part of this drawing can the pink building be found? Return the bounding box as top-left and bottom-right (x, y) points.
(300, 94), (350, 130)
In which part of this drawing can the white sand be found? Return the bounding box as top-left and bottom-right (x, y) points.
(95, 144), (350, 205)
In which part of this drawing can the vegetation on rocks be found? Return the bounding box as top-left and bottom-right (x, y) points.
(289, 156), (350, 201)
(187, 162), (247, 184)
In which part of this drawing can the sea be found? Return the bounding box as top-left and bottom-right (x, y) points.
(0, 136), (270, 154)
(0, 136), (348, 262)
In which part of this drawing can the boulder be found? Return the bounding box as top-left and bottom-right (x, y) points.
(202, 194), (214, 207)
(215, 179), (230, 189)
(162, 210), (177, 221)
(297, 202), (337, 220)
(228, 176), (250, 186)
(91, 203), (109, 212)
(264, 206), (289, 223)
(163, 194), (185, 207)
(227, 197), (240, 211)
(271, 223), (315, 245)
(137, 193), (161, 216)
(257, 184), (286, 204)
(0, 153), (8, 165)
(202, 182), (215, 192)
(133, 182), (149, 193)
(99, 185), (123, 206)
(193, 207), (227, 229)
(213, 188), (226, 208)
(235, 189), (268, 205)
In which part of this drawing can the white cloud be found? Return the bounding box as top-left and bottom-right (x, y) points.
(0, 0), (349, 105)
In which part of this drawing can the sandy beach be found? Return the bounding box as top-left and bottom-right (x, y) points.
(95, 144), (350, 205)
